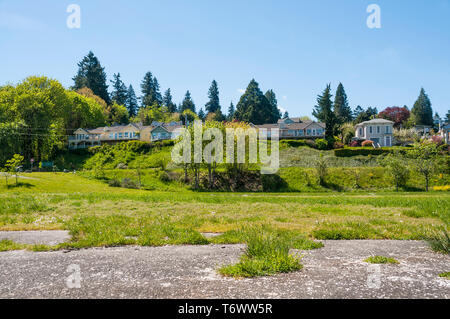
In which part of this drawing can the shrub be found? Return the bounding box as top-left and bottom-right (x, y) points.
(315, 139), (329, 150)
(362, 140), (374, 147)
(121, 178), (139, 189)
(430, 135), (444, 146)
(334, 147), (391, 157)
(108, 179), (121, 187)
(350, 140), (360, 147)
(116, 163), (128, 169)
(433, 185), (450, 191)
(333, 141), (344, 149)
(158, 171), (171, 182)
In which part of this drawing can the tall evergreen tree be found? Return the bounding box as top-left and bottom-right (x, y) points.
(227, 102), (235, 121)
(110, 73), (128, 106)
(126, 85), (139, 117)
(283, 111), (289, 119)
(140, 72), (162, 107)
(353, 105), (364, 119)
(205, 80), (221, 114)
(198, 108), (206, 121)
(411, 88), (433, 126)
(180, 91), (196, 114)
(313, 84), (338, 141)
(265, 90), (282, 122)
(72, 51), (110, 104)
(234, 79), (276, 125)
(163, 88), (177, 113)
(446, 110), (450, 123)
(333, 83), (352, 123)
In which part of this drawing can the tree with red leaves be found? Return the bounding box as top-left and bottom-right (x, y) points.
(378, 106), (410, 128)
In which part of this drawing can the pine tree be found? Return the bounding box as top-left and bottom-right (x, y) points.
(110, 73), (128, 106)
(265, 90), (282, 123)
(411, 88), (433, 126)
(198, 108), (206, 121)
(353, 105), (364, 120)
(227, 102), (235, 121)
(234, 79), (275, 125)
(180, 91), (196, 114)
(126, 85), (139, 117)
(72, 51), (110, 104)
(446, 110), (450, 123)
(334, 83), (352, 124)
(205, 80), (220, 114)
(283, 111), (289, 119)
(314, 84), (338, 141)
(140, 72), (162, 107)
(163, 88), (177, 113)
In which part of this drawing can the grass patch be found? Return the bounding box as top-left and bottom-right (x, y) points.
(62, 215), (208, 249)
(0, 239), (26, 252)
(425, 227), (450, 254)
(218, 226), (311, 278)
(365, 255), (399, 264)
(438, 272), (450, 279)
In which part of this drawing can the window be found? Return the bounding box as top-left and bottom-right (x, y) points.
(298, 130), (304, 136)
(307, 129), (311, 136)
(109, 134), (113, 139)
(377, 126), (380, 134)
(359, 128), (363, 136)
(369, 126), (373, 134)
(385, 126), (390, 134)
(125, 132), (129, 138)
(114, 133), (118, 139)
(118, 133), (123, 139)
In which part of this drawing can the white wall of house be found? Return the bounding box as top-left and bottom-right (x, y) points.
(355, 120), (394, 147)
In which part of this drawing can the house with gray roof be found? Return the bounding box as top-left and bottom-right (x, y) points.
(354, 118), (394, 147)
(68, 122), (183, 150)
(256, 118), (326, 139)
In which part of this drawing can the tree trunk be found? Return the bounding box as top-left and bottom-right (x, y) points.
(208, 164), (212, 189)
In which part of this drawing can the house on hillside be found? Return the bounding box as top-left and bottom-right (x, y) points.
(68, 121), (183, 150)
(354, 118), (394, 147)
(140, 122), (183, 143)
(440, 123), (450, 144)
(256, 117), (326, 139)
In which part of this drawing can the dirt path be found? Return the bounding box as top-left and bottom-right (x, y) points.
(0, 240), (448, 299)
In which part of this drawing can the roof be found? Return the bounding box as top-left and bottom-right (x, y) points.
(355, 118), (394, 126)
(256, 122), (325, 130)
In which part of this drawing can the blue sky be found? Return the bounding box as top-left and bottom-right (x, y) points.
(1, 0), (449, 118)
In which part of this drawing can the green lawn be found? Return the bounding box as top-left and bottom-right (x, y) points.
(0, 172), (448, 251)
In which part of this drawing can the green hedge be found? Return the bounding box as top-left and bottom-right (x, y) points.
(334, 147), (392, 157)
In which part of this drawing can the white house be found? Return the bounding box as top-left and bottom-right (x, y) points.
(354, 118), (395, 147)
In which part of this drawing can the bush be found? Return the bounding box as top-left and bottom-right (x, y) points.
(362, 140), (374, 147)
(333, 141), (344, 149)
(350, 140), (360, 147)
(121, 178), (139, 189)
(158, 171), (171, 182)
(108, 179), (121, 187)
(261, 174), (288, 192)
(334, 147), (391, 157)
(315, 139), (329, 150)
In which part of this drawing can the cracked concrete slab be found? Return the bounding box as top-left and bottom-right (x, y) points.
(0, 240), (448, 299)
(0, 231), (71, 246)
